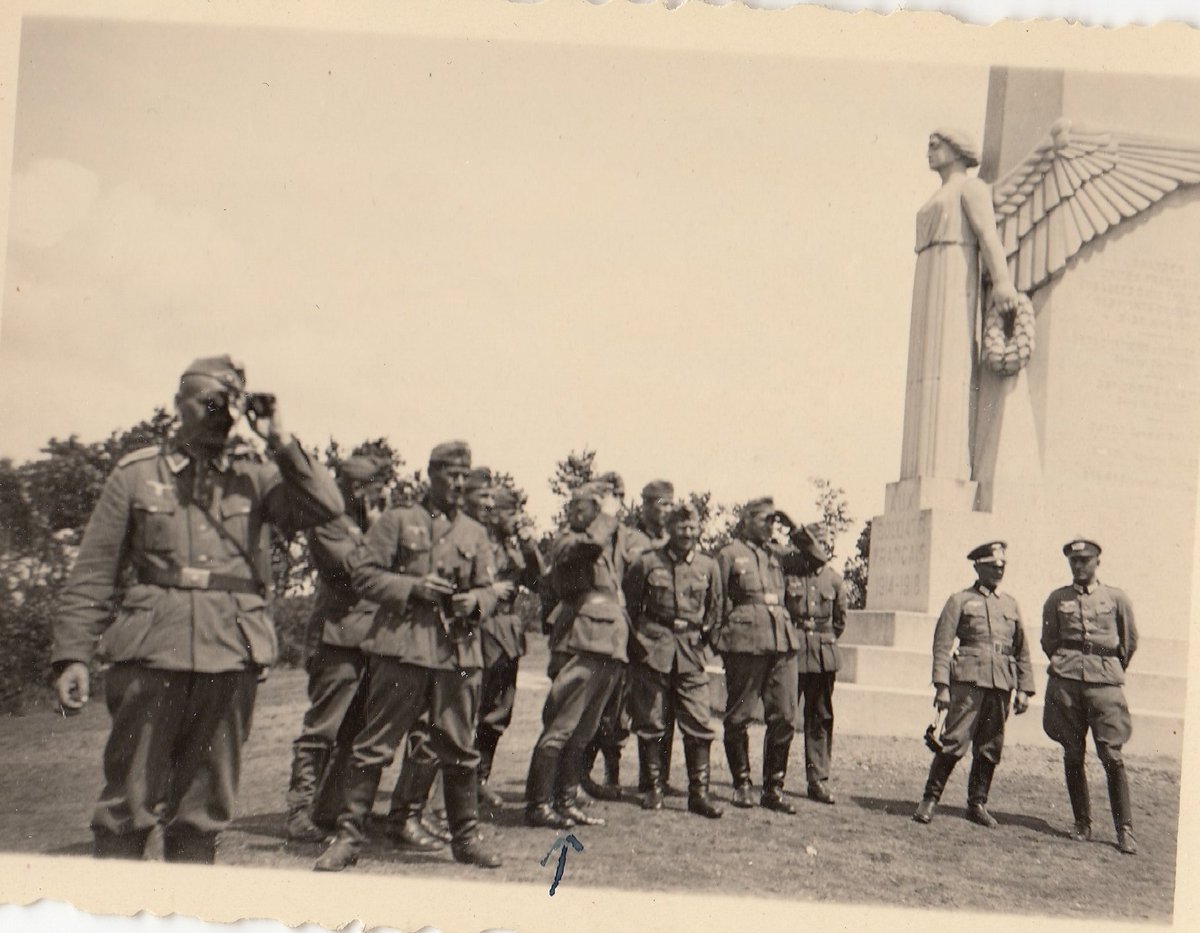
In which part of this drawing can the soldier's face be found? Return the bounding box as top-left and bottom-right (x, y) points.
(1069, 554), (1099, 585)
(494, 506), (519, 535)
(976, 561), (1005, 588)
(567, 498), (599, 531)
(668, 519), (699, 554)
(175, 376), (237, 448)
(644, 496), (672, 529)
(429, 462), (469, 509)
(464, 486), (495, 523)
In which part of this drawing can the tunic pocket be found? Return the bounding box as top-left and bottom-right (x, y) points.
(133, 499), (176, 553)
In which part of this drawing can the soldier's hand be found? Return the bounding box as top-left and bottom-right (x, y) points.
(772, 510), (797, 530)
(257, 665), (272, 684)
(1013, 690), (1030, 715)
(492, 580), (516, 601)
(246, 402), (292, 450)
(412, 573), (455, 603)
(451, 592), (480, 618)
(934, 684), (950, 711)
(516, 517), (536, 542)
(56, 662), (90, 715)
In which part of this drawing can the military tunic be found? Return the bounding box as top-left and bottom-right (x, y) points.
(1041, 581), (1137, 765)
(51, 439), (343, 846)
(713, 538), (799, 780)
(931, 582), (1035, 762)
(624, 545), (721, 742)
(783, 559), (848, 787)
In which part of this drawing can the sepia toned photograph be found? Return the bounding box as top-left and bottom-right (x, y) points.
(0, 3), (1196, 932)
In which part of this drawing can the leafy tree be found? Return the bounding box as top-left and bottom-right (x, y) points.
(843, 520), (871, 610)
(547, 448), (597, 528)
(809, 476), (854, 557)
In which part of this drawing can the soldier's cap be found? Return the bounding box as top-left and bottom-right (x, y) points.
(464, 467), (494, 492)
(494, 488), (520, 510)
(179, 355), (246, 394)
(641, 479), (675, 501)
(666, 501), (700, 526)
(1063, 538), (1102, 558)
(571, 481), (608, 505)
(595, 471), (624, 498)
(339, 454), (389, 483)
(743, 496), (775, 515)
(429, 440), (471, 469)
(796, 523), (831, 563)
(967, 540), (1007, 564)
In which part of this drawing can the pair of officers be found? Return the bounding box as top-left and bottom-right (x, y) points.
(915, 538), (1140, 856)
(526, 486), (847, 832)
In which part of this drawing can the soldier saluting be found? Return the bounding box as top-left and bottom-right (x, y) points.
(913, 541), (1034, 827)
(51, 355), (343, 863)
(1042, 538), (1139, 855)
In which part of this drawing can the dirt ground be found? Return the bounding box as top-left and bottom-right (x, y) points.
(4, 636), (1180, 923)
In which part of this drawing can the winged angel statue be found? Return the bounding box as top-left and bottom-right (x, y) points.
(900, 118), (1200, 489)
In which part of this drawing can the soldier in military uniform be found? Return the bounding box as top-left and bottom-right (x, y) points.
(913, 541), (1034, 827)
(777, 518), (847, 806)
(623, 502), (724, 818)
(52, 355), (343, 863)
(478, 484), (547, 808)
(1042, 538), (1139, 855)
(524, 482), (630, 829)
(712, 497), (801, 813)
(285, 454), (390, 842)
(315, 442), (501, 872)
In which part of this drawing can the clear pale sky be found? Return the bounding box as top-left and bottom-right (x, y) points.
(0, 17), (988, 545)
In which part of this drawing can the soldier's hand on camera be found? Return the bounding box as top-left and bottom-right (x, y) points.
(56, 662), (90, 714)
(492, 580), (516, 601)
(413, 573), (455, 603)
(934, 684), (950, 711)
(451, 592), (480, 618)
(246, 400), (291, 450)
(1013, 690), (1030, 715)
(516, 516), (536, 542)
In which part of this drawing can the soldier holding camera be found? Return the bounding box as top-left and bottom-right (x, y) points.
(51, 355), (343, 863)
(315, 441), (501, 872)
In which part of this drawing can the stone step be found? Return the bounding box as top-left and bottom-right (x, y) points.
(840, 644), (1187, 713)
(843, 610), (1188, 677)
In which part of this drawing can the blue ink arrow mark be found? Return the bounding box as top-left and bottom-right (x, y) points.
(540, 833), (584, 896)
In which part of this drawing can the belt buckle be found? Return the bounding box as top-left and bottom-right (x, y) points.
(178, 567), (211, 589)
(1081, 640), (1093, 655)
(802, 621), (817, 632)
(763, 594), (779, 606)
(673, 619), (689, 633)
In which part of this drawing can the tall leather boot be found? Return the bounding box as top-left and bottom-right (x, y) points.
(580, 741), (616, 800)
(477, 727), (503, 810)
(386, 758), (445, 851)
(164, 829), (217, 864)
(913, 752), (959, 823)
(444, 766), (502, 869)
(760, 737), (796, 814)
(662, 722), (684, 797)
(314, 765), (380, 872)
(92, 828), (151, 860)
(1105, 759), (1137, 855)
(525, 747), (575, 829)
(639, 737), (664, 811)
(725, 728), (754, 808)
(684, 738), (723, 819)
(311, 742), (352, 832)
(966, 758), (999, 828)
(556, 743), (607, 826)
(286, 743), (331, 842)
(1064, 754), (1092, 841)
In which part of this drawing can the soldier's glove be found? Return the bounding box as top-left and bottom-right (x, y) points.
(923, 707), (948, 754)
(933, 684), (950, 712)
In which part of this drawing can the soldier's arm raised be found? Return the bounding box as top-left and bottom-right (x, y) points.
(259, 438), (345, 536)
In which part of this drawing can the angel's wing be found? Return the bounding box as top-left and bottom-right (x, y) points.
(992, 118), (1200, 294)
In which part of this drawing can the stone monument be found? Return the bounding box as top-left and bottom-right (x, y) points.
(839, 67), (1200, 756)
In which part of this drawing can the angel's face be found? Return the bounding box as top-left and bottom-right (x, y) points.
(927, 135), (957, 170)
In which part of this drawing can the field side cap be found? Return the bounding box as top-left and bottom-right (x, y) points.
(572, 482), (608, 504)
(494, 488), (519, 510)
(967, 540), (1007, 564)
(429, 440), (471, 469)
(180, 354), (246, 393)
(465, 467), (494, 492)
(667, 501), (700, 526)
(642, 479), (675, 501)
(744, 496), (775, 515)
(340, 455), (389, 482)
(1063, 538), (1101, 558)
(595, 471), (625, 498)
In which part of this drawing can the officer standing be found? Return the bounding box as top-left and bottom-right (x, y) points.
(623, 502), (724, 818)
(778, 519), (847, 806)
(712, 497), (801, 813)
(913, 541), (1034, 827)
(52, 355), (343, 863)
(1042, 538), (1139, 855)
(285, 454), (390, 842)
(478, 484), (547, 808)
(314, 441), (501, 871)
(525, 482), (629, 829)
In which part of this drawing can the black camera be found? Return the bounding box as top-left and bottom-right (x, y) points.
(245, 392), (276, 419)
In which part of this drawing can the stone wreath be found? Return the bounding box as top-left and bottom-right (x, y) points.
(982, 292), (1036, 375)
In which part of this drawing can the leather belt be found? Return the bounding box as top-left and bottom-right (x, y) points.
(958, 640), (1014, 656)
(1059, 640), (1121, 657)
(645, 614), (698, 633)
(795, 616), (831, 632)
(739, 594), (780, 607)
(139, 565), (261, 595)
